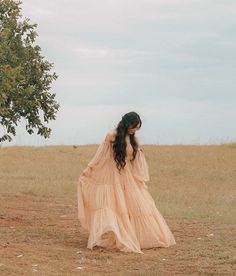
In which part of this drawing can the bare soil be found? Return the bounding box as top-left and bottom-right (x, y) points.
(1, 193), (235, 276)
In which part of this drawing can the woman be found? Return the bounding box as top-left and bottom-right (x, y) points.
(77, 111), (176, 254)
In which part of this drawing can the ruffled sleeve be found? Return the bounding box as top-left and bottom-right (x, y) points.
(80, 132), (114, 178)
(131, 148), (150, 188)
(77, 132), (114, 228)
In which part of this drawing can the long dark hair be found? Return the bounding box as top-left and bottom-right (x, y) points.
(112, 111), (142, 172)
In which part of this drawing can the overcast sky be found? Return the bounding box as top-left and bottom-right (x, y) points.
(4, 0), (236, 145)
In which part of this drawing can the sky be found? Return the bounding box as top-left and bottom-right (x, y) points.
(3, 0), (236, 145)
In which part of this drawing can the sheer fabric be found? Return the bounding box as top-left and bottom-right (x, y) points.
(77, 132), (176, 254)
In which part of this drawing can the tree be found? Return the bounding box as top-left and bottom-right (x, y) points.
(0, 0), (59, 142)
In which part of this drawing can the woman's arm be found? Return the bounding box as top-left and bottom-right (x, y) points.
(81, 131), (115, 177)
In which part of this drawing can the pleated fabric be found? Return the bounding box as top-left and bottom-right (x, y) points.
(77, 132), (176, 254)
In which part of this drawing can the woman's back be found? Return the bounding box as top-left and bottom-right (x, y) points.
(77, 112), (176, 254)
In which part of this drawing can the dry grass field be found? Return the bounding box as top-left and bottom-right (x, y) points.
(0, 144), (236, 275)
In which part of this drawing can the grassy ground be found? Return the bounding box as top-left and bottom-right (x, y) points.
(0, 144), (235, 275)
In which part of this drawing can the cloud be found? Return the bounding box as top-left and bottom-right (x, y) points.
(5, 0), (235, 146)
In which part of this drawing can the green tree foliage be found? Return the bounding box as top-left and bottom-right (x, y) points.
(0, 0), (59, 142)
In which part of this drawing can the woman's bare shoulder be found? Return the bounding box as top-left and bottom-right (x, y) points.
(105, 130), (117, 142)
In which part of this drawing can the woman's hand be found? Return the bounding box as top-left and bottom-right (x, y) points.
(136, 179), (148, 190)
(82, 166), (92, 177)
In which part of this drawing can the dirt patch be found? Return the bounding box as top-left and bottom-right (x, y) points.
(0, 193), (235, 275)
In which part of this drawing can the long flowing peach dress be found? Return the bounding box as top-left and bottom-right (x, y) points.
(77, 131), (176, 254)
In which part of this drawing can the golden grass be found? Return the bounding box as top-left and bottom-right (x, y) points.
(0, 145), (235, 224)
(0, 145), (236, 275)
